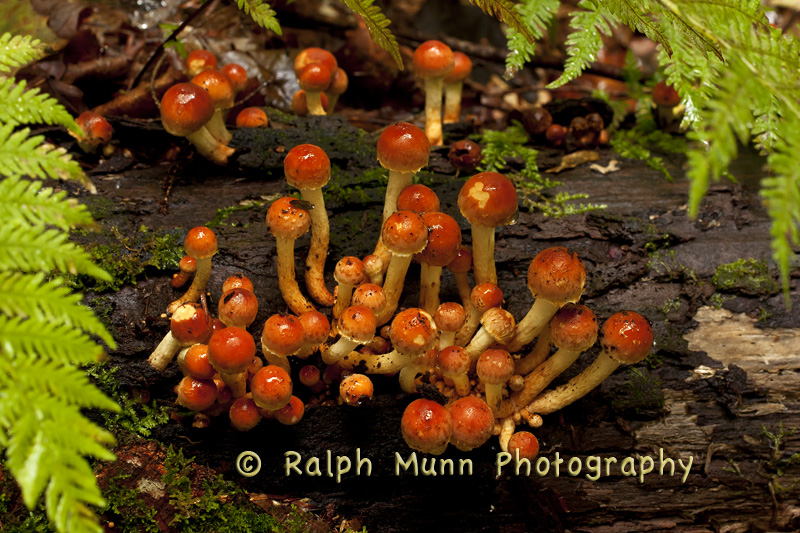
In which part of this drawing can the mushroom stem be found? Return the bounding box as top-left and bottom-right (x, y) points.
(261, 343), (291, 374)
(275, 235), (315, 315)
(375, 254), (413, 325)
(333, 283), (356, 319)
(513, 329), (551, 375)
(498, 416), (516, 452)
(452, 271), (479, 346)
(168, 257), (212, 314)
(464, 327), (495, 363)
(301, 187), (334, 306)
(525, 350), (620, 415)
(218, 370), (247, 398)
(205, 110), (232, 144)
(419, 263), (442, 316)
(484, 382), (505, 414)
(185, 126), (233, 165)
(443, 81), (463, 124)
(306, 90), (325, 115)
(423, 77), (445, 145)
(373, 170), (415, 270)
(505, 298), (558, 353)
(511, 345), (584, 408)
(337, 349), (411, 374)
(470, 224), (497, 285)
(398, 353), (434, 393)
(322, 337), (361, 365)
(147, 332), (181, 371)
(439, 330), (456, 351)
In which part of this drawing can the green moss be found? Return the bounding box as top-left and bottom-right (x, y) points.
(104, 472), (160, 532)
(611, 367), (665, 414)
(207, 199), (266, 228)
(647, 249), (697, 281)
(712, 259), (779, 295)
(658, 297), (682, 317)
(708, 292), (735, 309)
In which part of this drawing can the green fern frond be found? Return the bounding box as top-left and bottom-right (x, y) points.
(0, 175), (93, 230)
(505, 0), (559, 77)
(0, 78), (80, 135)
(548, 1), (612, 88)
(0, 316), (104, 364)
(469, 0), (536, 43)
(0, 272), (115, 346)
(0, 33), (43, 74)
(0, 125), (84, 182)
(235, 0), (282, 35)
(0, 220), (111, 280)
(339, 0), (403, 70)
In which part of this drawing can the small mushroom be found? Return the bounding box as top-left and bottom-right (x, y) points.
(465, 307), (516, 365)
(325, 68), (348, 115)
(250, 365), (292, 411)
(74, 111), (113, 154)
(339, 374), (374, 406)
(207, 326), (256, 398)
(266, 197), (315, 314)
(191, 69), (235, 144)
(448, 396), (494, 451)
(297, 63), (332, 116)
(235, 107), (268, 128)
(401, 398), (452, 455)
(434, 302), (466, 350)
(416, 212), (462, 316)
(261, 313), (305, 373)
(322, 305), (377, 365)
(186, 49), (217, 77)
(476, 348), (515, 414)
(437, 345), (470, 396)
(275, 396), (305, 425)
(459, 282), (504, 349)
(396, 184), (440, 214)
(218, 288), (259, 328)
(443, 51), (472, 124)
(148, 302), (211, 371)
(296, 311), (331, 360)
(413, 40), (455, 145)
(171, 255), (196, 289)
(167, 226), (217, 314)
(333, 256), (366, 318)
(229, 397), (262, 431)
(176, 376), (218, 412)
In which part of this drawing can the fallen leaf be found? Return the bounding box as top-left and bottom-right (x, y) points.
(545, 150), (600, 173)
(589, 159), (620, 174)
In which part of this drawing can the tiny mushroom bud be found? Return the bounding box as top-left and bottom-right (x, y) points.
(333, 256), (366, 318)
(171, 255), (197, 289)
(506, 247), (587, 352)
(186, 49), (218, 77)
(435, 302), (466, 350)
(413, 40), (455, 145)
(298, 63), (332, 116)
(235, 107), (268, 128)
(275, 396), (305, 425)
(222, 273), (254, 293)
(218, 288), (259, 328)
(458, 171), (518, 285)
(443, 51), (472, 124)
(180, 343), (215, 380)
(652, 81), (682, 126)
(168, 226), (218, 314)
(416, 212), (461, 316)
(396, 184), (440, 214)
(339, 373), (374, 406)
(74, 111), (113, 153)
(296, 310), (331, 359)
(546, 124), (567, 147)
(401, 398), (452, 455)
(176, 376), (218, 411)
(437, 345), (471, 396)
(266, 197), (315, 314)
(221, 63), (248, 95)
(229, 397), (262, 431)
(507, 431), (540, 461)
(512, 303), (598, 409)
(207, 326), (256, 398)
(521, 107), (553, 137)
(251, 365), (293, 411)
(261, 313), (305, 373)
(526, 311), (654, 415)
(351, 283), (387, 315)
(476, 348), (515, 414)
(161, 83), (233, 164)
(465, 307), (516, 365)
(149, 302), (211, 371)
(458, 282), (504, 348)
(325, 67), (348, 115)
(448, 396), (495, 451)
(284, 144), (335, 306)
(191, 69), (235, 144)
(362, 254), (384, 286)
(448, 140), (483, 174)
(322, 305), (377, 365)
(299, 364), (323, 391)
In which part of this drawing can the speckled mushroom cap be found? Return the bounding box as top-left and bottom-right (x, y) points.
(416, 212), (462, 267)
(207, 326), (256, 374)
(476, 348), (515, 385)
(298, 63), (332, 92)
(479, 308), (516, 343)
(458, 171), (518, 228)
(338, 305), (377, 344)
(334, 256), (366, 286)
(191, 69), (234, 110)
(413, 40), (455, 79)
(434, 302), (466, 334)
(471, 283), (504, 314)
(351, 284), (386, 314)
(600, 311), (654, 364)
(266, 197), (311, 240)
(526, 247), (587, 305)
(284, 144), (331, 189)
(377, 122), (431, 173)
(508, 431), (540, 460)
(184, 226), (217, 260)
(389, 308), (437, 356)
(261, 314), (305, 356)
(550, 303), (598, 352)
(298, 310), (330, 345)
(381, 210), (429, 256)
(160, 83), (215, 137)
(218, 288), (259, 328)
(444, 52), (472, 83)
(448, 396), (494, 452)
(446, 246), (472, 274)
(438, 345), (469, 375)
(401, 398), (452, 455)
(396, 184), (440, 214)
(250, 365), (292, 410)
(170, 303), (210, 344)
(293, 47), (338, 77)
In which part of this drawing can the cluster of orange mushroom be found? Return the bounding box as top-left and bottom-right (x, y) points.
(149, 43), (654, 458)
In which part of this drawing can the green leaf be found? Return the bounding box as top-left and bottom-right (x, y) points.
(0, 125), (85, 182)
(338, 0), (402, 70)
(0, 78), (80, 135)
(0, 33), (43, 73)
(235, 0), (282, 35)
(0, 315), (104, 364)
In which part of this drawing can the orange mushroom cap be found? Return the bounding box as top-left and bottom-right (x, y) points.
(476, 348), (515, 385)
(446, 246), (472, 274)
(396, 184), (440, 214)
(448, 396), (494, 452)
(458, 171), (518, 228)
(416, 211), (462, 267)
(298, 310), (331, 346)
(221, 63), (248, 93)
(170, 303), (211, 345)
(266, 197), (311, 240)
(471, 282), (503, 314)
(298, 63), (332, 92)
(207, 326), (256, 374)
(508, 431), (540, 460)
(401, 398), (452, 455)
(236, 107), (268, 128)
(176, 376), (218, 411)
(600, 311), (654, 364)
(389, 308), (437, 356)
(160, 83), (215, 137)
(218, 288), (259, 328)
(284, 144), (331, 190)
(191, 69), (234, 110)
(294, 47), (338, 77)
(526, 247), (587, 306)
(435, 302), (466, 334)
(250, 365), (293, 410)
(444, 51), (472, 83)
(186, 50), (218, 76)
(229, 397), (262, 431)
(338, 305), (377, 344)
(381, 210), (429, 256)
(550, 303), (598, 352)
(413, 40), (455, 79)
(377, 122), (431, 173)
(184, 226), (217, 260)
(262, 314), (305, 356)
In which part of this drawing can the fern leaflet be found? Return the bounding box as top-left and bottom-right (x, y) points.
(339, 0), (403, 70)
(0, 175), (93, 230)
(235, 0), (282, 35)
(0, 34), (43, 74)
(0, 78), (80, 135)
(469, 0), (536, 43)
(548, 1), (612, 87)
(505, 0), (559, 77)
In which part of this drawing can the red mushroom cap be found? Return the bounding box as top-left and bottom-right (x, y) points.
(207, 326), (256, 374)
(550, 303), (598, 352)
(434, 302), (466, 334)
(275, 395), (305, 425)
(178, 255), (197, 274)
(266, 197), (311, 240)
(327, 68), (349, 96)
(334, 256), (366, 286)
(546, 124), (567, 146)
(448, 396), (494, 451)
(444, 51), (472, 83)
(416, 211), (462, 267)
(218, 288), (259, 328)
(396, 184), (440, 214)
(381, 210), (429, 256)
(222, 273), (254, 294)
(437, 345), (470, 375)
(446, 246), (472, 274)
(413, 40), (455, 79)
(186, 50), (218, 77)
(191, 69), (234, 110)
(471, 282), (503, 314)
(294, 47), (338, 77)
(339, 373), (374, 406)
(160, 83), (215, 137)
(652, 81), (681, 107)
(299, 365), (321, 388)
(351, 283), (386, 314)
(377, 122), (431, 173)
(298, 63), (332, 92)
(184, 226), (217, 260)
(176, 376), (218, 411)
(235, 107), (268, 128)
(476, 348), (515, 385)
(261, 314), (305, 356)
(229, 397), (261, 431)
(284, 144), (331, 190)
(221, 63), (248, 93)
(526, 247), (587, 305)
(600, 311), (654, 364)
(401, 398), (452, 454)
(170, 303), (211, 345)
(250, 365), (293, 410)
(338, 305), (377, 344)
(458, 171), (518, 228)
(389, 308), (437, 356)
(75, 111), (113, 146)
(183, 344), (215, 380)
(298, 310), (331, 346)
(508, 431), (540, 460)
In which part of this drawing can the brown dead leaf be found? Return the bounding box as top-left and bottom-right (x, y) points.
(545, 150), (600, 173)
